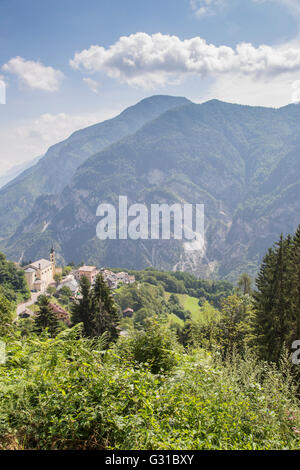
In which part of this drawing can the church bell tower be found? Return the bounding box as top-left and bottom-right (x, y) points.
(50, 246), (56, 275)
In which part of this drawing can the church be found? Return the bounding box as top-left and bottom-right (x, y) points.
(23, 247), (56, 292)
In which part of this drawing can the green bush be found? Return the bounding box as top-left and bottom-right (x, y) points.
(0, 326), (299, 450)
(115, 317), (181, 374)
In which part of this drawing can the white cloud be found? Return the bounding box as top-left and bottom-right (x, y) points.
(202, 69), (300, 107)
(70, 32), (300, 88)
(291, 79), (300, 103)
(190, 0), (224, 17)
(0, 75), (6, 104)
(0, 110), (116, 176)
(83, 77), (101, 94)
(2, 56), (64, 92)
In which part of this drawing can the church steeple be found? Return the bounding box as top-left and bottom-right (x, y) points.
(50, 246), (56, 274)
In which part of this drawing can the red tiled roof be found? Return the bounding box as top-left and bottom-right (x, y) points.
(49, 303), (71, 325)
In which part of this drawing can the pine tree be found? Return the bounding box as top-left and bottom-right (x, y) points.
(253, 235), (297, 362)
(253, 246), (277, 360)
(292, 225), (300, 340)
(91, 274), (119, 341)
(71, 276), (94, 336)
(34, 295), (59, 337)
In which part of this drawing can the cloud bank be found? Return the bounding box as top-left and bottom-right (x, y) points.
(3, 57), (64, 92)
(70, 32), (300, 88)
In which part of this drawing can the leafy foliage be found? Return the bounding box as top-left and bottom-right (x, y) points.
(0, 252), (30, 303)
(0, 293), (13, 336)
(0, 327), (299, 450)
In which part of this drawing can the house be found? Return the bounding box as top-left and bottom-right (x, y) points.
(23, 247), (56, 292)
(100, 268), (136, 290)
(116, 272), (129, 284)
(57, 274), (79, 294)
(49, 303), (71, 326)
(105, 275), (118, 290)
(75, 266), (99, 284)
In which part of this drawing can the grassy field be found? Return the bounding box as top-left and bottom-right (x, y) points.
(167, 312), (185, 327)
(165, 292), (202, 321)
(165, 292), (220, 324)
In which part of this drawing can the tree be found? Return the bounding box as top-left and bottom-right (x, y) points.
(59, 286), (72, 298)
(62, 266), (72, 277)
(71, 276), (94, 336)
(59, 286), (73, 306)
(292, 225), (300, 339)
(34, 295), (59, 337)
(133, 307), (154, 329)
(237, 273), (252, 296)
(252, 234), (297, 362)
(218, 294), (253, 357)
(91, 274), (119, 341)
(46, 285), (56, 296)
(124, 317), (180, 374)
(0, 293), (13, 336)
(54, 273), (62, 284)
(72, 275), (119, 342)
(0, 252), (30, 301)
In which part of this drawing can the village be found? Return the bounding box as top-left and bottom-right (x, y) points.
(17, 247), (135, 324)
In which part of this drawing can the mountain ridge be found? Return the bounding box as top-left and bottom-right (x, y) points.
(0, 95), (190, 240)
(2, 97), (300, 281)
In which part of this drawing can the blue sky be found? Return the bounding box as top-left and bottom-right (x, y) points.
(1, 0), (300, 174)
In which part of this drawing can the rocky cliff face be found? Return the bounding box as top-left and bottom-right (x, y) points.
(2, 98), (300, 282)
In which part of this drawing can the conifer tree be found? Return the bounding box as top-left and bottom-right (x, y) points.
(292, 225), (300, 339)
(71, 276), (94, 336)
(34, 295), (59, 337)
(91, 274), (119, 341)
(253, 234), (297, 362)
(253, 246), (277, 360)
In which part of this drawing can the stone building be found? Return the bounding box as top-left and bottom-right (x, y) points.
(75, 266), (99, 284)
(24, 247), (56, 292)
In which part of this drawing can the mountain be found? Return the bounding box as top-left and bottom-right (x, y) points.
(2, 97), (300, 281)
(0, 155), (42, 190)
(0, 95), (190, 240)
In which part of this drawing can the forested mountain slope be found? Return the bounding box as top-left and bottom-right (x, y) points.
(3, 98), (300, 281)
(0, 95), (189, 240)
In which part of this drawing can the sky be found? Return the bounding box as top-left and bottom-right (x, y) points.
(1, 0), (300, 175)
